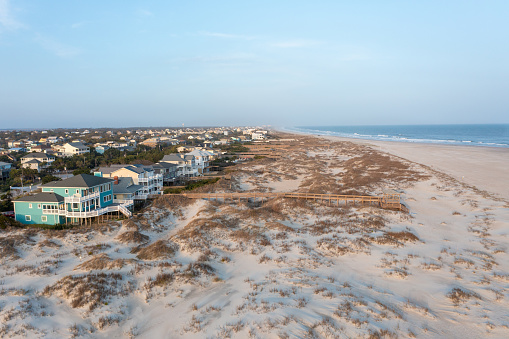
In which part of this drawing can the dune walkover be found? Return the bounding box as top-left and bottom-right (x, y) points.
(176, 190), (404, 210)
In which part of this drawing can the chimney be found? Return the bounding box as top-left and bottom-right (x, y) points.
(114, 176), (119, 185)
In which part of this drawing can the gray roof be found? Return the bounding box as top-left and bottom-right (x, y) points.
(22, 152), (54, 160)
(24, 159), (41, 164)
(15, 192), (65, 203)
(161, 154), (184, 162)
(97, 164), (129, 175)
(42, 174), (113, 188)
(113, 177), (143, 194)
(153, 162), (177, 169)
(116, 165), (145, 174)
(67, 142), (88, 148)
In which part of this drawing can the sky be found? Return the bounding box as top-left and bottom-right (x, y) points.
(1, 0), (508, 129)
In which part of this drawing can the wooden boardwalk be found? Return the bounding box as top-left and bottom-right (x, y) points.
(179, 191), (403, 210)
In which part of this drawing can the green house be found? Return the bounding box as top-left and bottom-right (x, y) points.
(14, 174), (132, 225)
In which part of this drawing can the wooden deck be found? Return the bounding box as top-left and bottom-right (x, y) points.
(179, 191), (403, 210)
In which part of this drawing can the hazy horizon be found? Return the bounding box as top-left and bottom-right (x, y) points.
(1, 0), (508, 129)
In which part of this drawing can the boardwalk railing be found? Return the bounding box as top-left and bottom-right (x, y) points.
(178, 192), (402, 210)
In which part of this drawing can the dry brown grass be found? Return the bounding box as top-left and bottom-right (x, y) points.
(75, 253), (134, 271)
(0, 237), (20, 260)
(447, 287), (481, 306)
(132, 240), (178, 260)
(43, 272), (132, 311)
(116, 230), (149, 244)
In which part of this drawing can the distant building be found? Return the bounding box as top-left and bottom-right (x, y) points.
(56, 142), (90, 157)
(0, 161), (12, 181)
(95, 145), (110, 154)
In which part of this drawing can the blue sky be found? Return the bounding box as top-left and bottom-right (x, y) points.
(1, 0), (508, 129)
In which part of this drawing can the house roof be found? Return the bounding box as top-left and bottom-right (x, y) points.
(186, 149), (213, 157)
(161, 154), (184, 162)
(22, 152), (54, 160)
(97, 164), (129, 175)
(15, 192), (65, 203)
(67, 142), (88, 149)
(24, 159), (41, 164)
(112, 165), (145, 174)
(153, 162), (177, 169)
(42, 174), (113, 188)
(113, 177), (143, 194)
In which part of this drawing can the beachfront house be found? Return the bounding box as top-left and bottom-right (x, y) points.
(160, 154), (198, 177)
(13, 174), (132, 225)
(112, 177), (144, 203)
(152, 162), (178, 184)
(97, 164), (163, 199)
(185, 149), (214, 174)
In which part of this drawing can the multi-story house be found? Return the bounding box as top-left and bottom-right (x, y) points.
(112, 177), (144, 203)
(97, 164), (163, 200)
(13, 174), (132, 225)
(160, 154), (198, 177)
(56, 142), (90, 157)
(185, 149), (214, 174)
(21, 152), (55, 172)
(152, 162), (178, 185)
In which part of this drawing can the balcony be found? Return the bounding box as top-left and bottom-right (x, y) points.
(43, 200), (133, 218)
(138, 174), (163, 183)
(65, 191), (100, 204)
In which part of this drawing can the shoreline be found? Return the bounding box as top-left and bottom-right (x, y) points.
(276, 128), (509, 201)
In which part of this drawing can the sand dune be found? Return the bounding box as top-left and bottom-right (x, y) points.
(1, 134), (508, 338)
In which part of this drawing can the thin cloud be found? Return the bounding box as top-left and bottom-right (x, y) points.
(0, 0), (26, 30)
(271, 40), (322, 48)
(35, 34), (81, 58)
(200, 31), (257, 40)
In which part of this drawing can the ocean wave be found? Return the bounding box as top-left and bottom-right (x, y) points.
(287, 125), (509, 148)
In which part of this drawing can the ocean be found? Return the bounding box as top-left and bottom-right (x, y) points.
(286, 124), (509, 148)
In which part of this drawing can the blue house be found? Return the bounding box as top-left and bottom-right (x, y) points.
(14, 174), (132, 226)
(95, 145), (110, 154)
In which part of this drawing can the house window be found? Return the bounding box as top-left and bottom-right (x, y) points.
(65, 189), (69, 194)
(100, 185), (103, 192)
(25, 215), (31, 221)
(42, 216), (47, 222)
(114, 195), (117, 199)
(38, 204), (41, 209)
(29, 204), (32, 208)
(73, 203), (78, 209)
(76, 189), (79, 194)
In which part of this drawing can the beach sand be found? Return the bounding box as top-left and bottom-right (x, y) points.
(1, 133), (508, 338)
(325, 137), (509, 201)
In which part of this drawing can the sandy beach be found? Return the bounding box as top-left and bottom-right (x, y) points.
(1, 132), (508, 338)
(324, 136), (509, 201)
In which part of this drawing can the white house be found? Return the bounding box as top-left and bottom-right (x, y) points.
(160, 154), (198, 177)
(57, 142), (90, 157)
(21, 152), (55, 172)
(185, 149), (214, 174)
